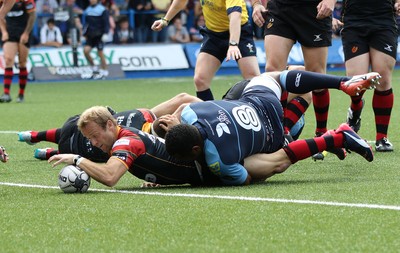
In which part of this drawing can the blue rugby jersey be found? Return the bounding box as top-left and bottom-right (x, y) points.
(181, 86), (284, 185)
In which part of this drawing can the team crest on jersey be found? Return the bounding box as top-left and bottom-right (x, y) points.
(351, 46), (358, 54)
(267, 18), (274, 29)
(209, 162), (221, 176)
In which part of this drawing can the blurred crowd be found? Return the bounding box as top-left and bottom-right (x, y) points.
(29, 0), (399, 48)
(33, 0), (206, 47)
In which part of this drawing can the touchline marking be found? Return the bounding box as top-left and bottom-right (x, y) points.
(1, 182), (400, 211)
(0, 131), (19, 134)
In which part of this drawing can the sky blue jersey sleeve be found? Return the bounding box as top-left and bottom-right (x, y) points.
(204, 139), (248, 185)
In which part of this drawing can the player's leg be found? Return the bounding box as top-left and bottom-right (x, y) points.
(302, 46), (329, 136)
(237, 56), (260, 79)
(34, 148), (59, 160)
(16, 43), (30, 103)
(150, 93), (202, 118)
(277, 69), (380, 96)
(284, 92), (311, 139)
(97, 49), (108, 76)
(18, 128), (62, 145)
(244, 123), (373, 183)
(193, 52), (221, 100)
(243, 150), (292, 183)
(83, 44), (95, 69)
(96, 37), (108, 78)
(370, 47), (395, 152)
(264, 35), (294, 72)
(0, 42), (18, 103)
(344, 53), (370, 133)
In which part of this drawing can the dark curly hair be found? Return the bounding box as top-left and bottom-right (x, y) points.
(165, 124), (202, 157)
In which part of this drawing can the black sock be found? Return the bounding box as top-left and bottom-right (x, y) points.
(281, 70), (349, 93)
(196, 89), (214, 101)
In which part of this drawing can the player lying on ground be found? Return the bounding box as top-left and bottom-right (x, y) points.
(47, 70), (379, 187)
(159, 70), (380, 185)
(17, 93), (201, 160)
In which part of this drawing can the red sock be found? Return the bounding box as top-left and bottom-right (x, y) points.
(3, 67), (13, 94)
(284, 96), (309, 134)
(283, 132), (344, 163)
(19, 67), (28, 95)
(373, 89), (393, 140)
(312, 89), (330, 134)
(36, 128), (62, 143)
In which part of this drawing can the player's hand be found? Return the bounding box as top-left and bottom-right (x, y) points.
(1, 31), (8, 42)
(252, 4), (267, 27)
(332, 18), (343, 31)
(226, 45), (242, 61)
(395, 2), (400, 16)
(0, 146), (8, 163)
(151, 19), (167, 31)
(158, 114), (180, 131)
(48, 154), (76, 167)
(316, 0), (335, 19)
(19, 32), (29, 45)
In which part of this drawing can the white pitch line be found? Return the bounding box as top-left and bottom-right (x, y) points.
(1, 182), (400, 211)
(0, 131), (19, 134)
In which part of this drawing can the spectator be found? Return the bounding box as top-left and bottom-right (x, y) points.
(35, 0), (59, 25)
(189, 13), (204, 42)
(167, 17), (190, 43)
(113, 15), (134, 44)
(39, 18), (63, 47)
(127, 0), (153, 43)
(55, 0), (83, 45)
(101, 0), (120, 43)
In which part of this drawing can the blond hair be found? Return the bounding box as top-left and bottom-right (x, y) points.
(77, 106), (117, 131)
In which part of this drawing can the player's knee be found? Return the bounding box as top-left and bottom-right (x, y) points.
(274, 163), (291, 174)
(194, 74), (210, 91)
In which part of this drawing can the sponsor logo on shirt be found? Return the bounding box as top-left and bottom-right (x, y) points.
(113, 152), (128, 161)
(209, 162), (221, 176)
(113, 139), (130, 147)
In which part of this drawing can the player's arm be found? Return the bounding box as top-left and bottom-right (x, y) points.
(0, 0), (15, 39)
(225, 10), (242, 61)
(251, 0), (267, 27)
(219, 163), (251, 185)
(151, 0), (187, 31)
(49, 154), (128, 187)
(21, 2), (36, 44)
(316, 0), (336, 19)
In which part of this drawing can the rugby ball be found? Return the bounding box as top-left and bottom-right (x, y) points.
(58, 165), (91, 193)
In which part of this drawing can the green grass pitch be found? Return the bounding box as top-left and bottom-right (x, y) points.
(1, 71), (400, 252)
